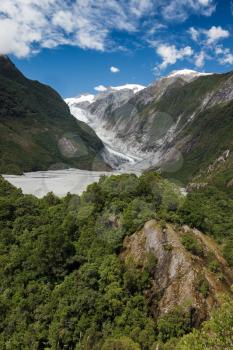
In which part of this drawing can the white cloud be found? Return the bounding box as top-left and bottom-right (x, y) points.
(94, 85), (108, 92)
(110, 66), (120, 73)
(220, 53), (233, 65)
(129, 0), (153, 18)
(161, 0), (216, 21)
(204, 26), (230, 45)
(156, 44), (193, 69)
(0, 0), (218, 58)
(195, 50), (206, 67)
(188, 27), (199, 41)
(189, 25), (230, 46)
(52, 10), (74, 33)
(0, 0), (139, 57)
(215, 46), (233, 65)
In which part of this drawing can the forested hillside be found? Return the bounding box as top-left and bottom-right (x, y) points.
(0, 172), (232, 349)
(0, 56), (109, 174)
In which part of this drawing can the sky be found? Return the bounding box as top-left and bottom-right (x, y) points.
(0, 0), (233, 97)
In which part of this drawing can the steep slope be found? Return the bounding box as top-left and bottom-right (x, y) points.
(122, 220), (233, 324)
(87, 70), (233, 186)
(0, 56), (109, 174)
(188, 150), (233, 195)
(65, 86), (146, 167)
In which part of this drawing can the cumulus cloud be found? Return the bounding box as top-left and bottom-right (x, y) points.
(215, 46), (233, 65)
(110, 66), (120, 73)
(156, 44), (193, 69)
(204, 26), (230, 45)
(94, 85), (108, 92)
(189, 25), (230, 45)
(0, 0), (217, 58)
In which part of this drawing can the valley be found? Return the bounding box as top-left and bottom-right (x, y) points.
(0, 59), (233, 350)
(3, 65), (233, 197)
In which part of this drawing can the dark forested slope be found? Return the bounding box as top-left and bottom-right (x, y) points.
(0, 56), (109, 174)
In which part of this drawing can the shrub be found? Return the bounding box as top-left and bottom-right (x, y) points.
(145, 251), (158, 276)
(206, 253), (221, 273)
(175, 294), (233, 350)
(157, 307), (193, 342)
(223, 240), (233, 267)
(196, 277), (209, 298)
(102, 336), (140, 350)
(181, 233), (204, 257)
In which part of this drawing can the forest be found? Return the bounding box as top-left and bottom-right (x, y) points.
(0, 172), (232, 349)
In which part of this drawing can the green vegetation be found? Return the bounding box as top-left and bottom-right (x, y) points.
(180, 186), (233, 266)
(157, 307), (193, 342)
(181, 233), (203, 257)
(0, 170), (232, 349)
(0, 173), (185, 349)
(0, 56), (108, 174)
(196, 277), (210, 298)
(206, 252), (221, 273)
(151, 294), (233, 350)
(175, 294), (233, 350)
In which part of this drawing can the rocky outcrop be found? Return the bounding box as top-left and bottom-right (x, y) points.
(122, 220), (233, 324)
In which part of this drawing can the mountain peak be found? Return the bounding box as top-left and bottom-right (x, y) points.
(109, 84), (146, 93)
(168, 69), (212, 79)
(0, 55), (25, 81)
(65, 94), (95, 105)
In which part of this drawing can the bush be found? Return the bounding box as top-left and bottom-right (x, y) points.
(123, 267), (150, 294)
(145, 251), (158, 276)
(196, 277), (209, 298)
(157, 307), (193, 342)
(181, 233), (204, 257)
(102, 336), (140, 350)
(223, 240), (233, 267)
(206, 253), (221, 273)
(176, 294), (233, 350)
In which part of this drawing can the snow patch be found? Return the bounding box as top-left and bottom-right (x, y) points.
(65, 94), (95, 105)
(110, 84), (146, 93)
(168, 69), (212, 79)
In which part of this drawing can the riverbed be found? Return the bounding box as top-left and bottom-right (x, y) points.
(3, 168), (140, 198)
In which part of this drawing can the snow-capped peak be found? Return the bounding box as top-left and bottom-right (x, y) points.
(168, 69), (212, 78)
(65, 94), (95, 105)
(110, 84), (146, 93)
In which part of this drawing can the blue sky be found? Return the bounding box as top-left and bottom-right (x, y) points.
(1, 0), (233, 97)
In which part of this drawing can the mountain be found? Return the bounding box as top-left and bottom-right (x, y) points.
(166, 69), (212, 81)
(66, 69), (233, 190)
(0, 56), (109, 174)
(65, 83), (145, 122)
(65, 84), (147, 168)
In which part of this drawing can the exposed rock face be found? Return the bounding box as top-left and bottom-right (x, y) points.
(66, 70), (233, 185)
(204, 74), (233, 108)
(122, 220), (233, 324)
(88, 89), (135, 121)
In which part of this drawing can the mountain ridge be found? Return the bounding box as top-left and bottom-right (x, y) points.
(66, 69), (233, 189)
(0, 56), (110, 174)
